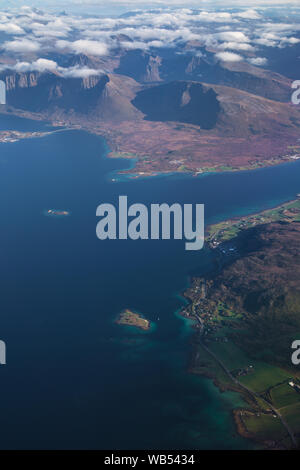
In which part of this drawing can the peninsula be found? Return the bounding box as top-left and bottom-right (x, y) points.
(0, 129), (61, 144)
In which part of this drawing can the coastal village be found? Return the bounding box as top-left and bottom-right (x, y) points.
(180, 274), (300, 449)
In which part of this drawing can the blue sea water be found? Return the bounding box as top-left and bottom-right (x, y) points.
(0, 115), (299, 449)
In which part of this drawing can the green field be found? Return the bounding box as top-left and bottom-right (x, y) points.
(209, 341), (251, 371)
(243, 413), (288, 442)
(239, 363), (291, 393)
(271, 383), (300, 409)
(280, 402), (300, 433)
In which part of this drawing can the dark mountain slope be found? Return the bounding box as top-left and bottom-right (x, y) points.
(116, 50), (162, 83)
(116, 48), (292, 102)
(132, 81), (221, 129)
(132, 79), (300, 135)
(201, 221), (300, 366)
(1, 70), (142, 120)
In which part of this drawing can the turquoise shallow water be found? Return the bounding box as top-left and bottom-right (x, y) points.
(0, 115), (299, 449)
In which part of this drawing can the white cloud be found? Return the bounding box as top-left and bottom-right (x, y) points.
(0, 22), (25, 35)
(219, 41), (254, 51)
(194, 11), (235, 23)
(248, 56), (268, 66)
(61, 65), (103, 77)
(1, 57), (103, 78)
(235, 9), (261, 20)
(281, 36), (300, 45)
(120, 40), (148, 50)
(31, 19), (71, 38)
(3, 38), (41, 53)
(0, 5), (299, 72)
(217, 31), (250, 42)
(13, 58), (58, 72)
(215, 51), (244, 62)
(57, 39), (108, 56)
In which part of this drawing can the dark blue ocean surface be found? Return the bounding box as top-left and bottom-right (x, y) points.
(0, 116), (299, 449)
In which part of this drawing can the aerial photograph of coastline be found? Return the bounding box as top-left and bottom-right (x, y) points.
(0, 0), (300, 457)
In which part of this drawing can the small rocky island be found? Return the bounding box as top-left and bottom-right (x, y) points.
(44, 209), (71, 217)
(115, 309), (151, 331)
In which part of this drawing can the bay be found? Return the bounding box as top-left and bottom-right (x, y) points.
(0, 115), (299, 449)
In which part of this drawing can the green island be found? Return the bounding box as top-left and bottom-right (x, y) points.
(180, 197), (300, 449)
(115, 309), (151, 331)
